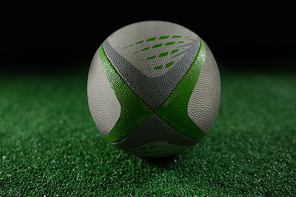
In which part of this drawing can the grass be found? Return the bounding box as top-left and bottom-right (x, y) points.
(0, 60), (295, 196)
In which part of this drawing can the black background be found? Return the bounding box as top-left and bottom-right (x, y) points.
(1, 1), (295, 68)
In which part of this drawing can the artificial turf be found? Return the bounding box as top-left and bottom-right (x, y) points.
(1, 60), (295, 196)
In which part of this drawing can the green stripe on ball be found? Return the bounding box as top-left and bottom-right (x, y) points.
(99, 45), (153, 143)
(155, 39), (206, 140)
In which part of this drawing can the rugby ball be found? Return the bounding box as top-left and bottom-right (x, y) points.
(87, 21), (220, 157)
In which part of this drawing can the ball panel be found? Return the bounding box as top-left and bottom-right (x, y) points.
(87, 46), (121, 136)
(97, 45), (153, 142)
(106, 21), (199, 78)
(155, 39), (207, 140)
(112, 113), (199, 154)
(187, 42), (221, 133)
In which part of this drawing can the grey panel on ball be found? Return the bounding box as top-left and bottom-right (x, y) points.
(103, 38), (200, 111)
(112, 113), (199, 151)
